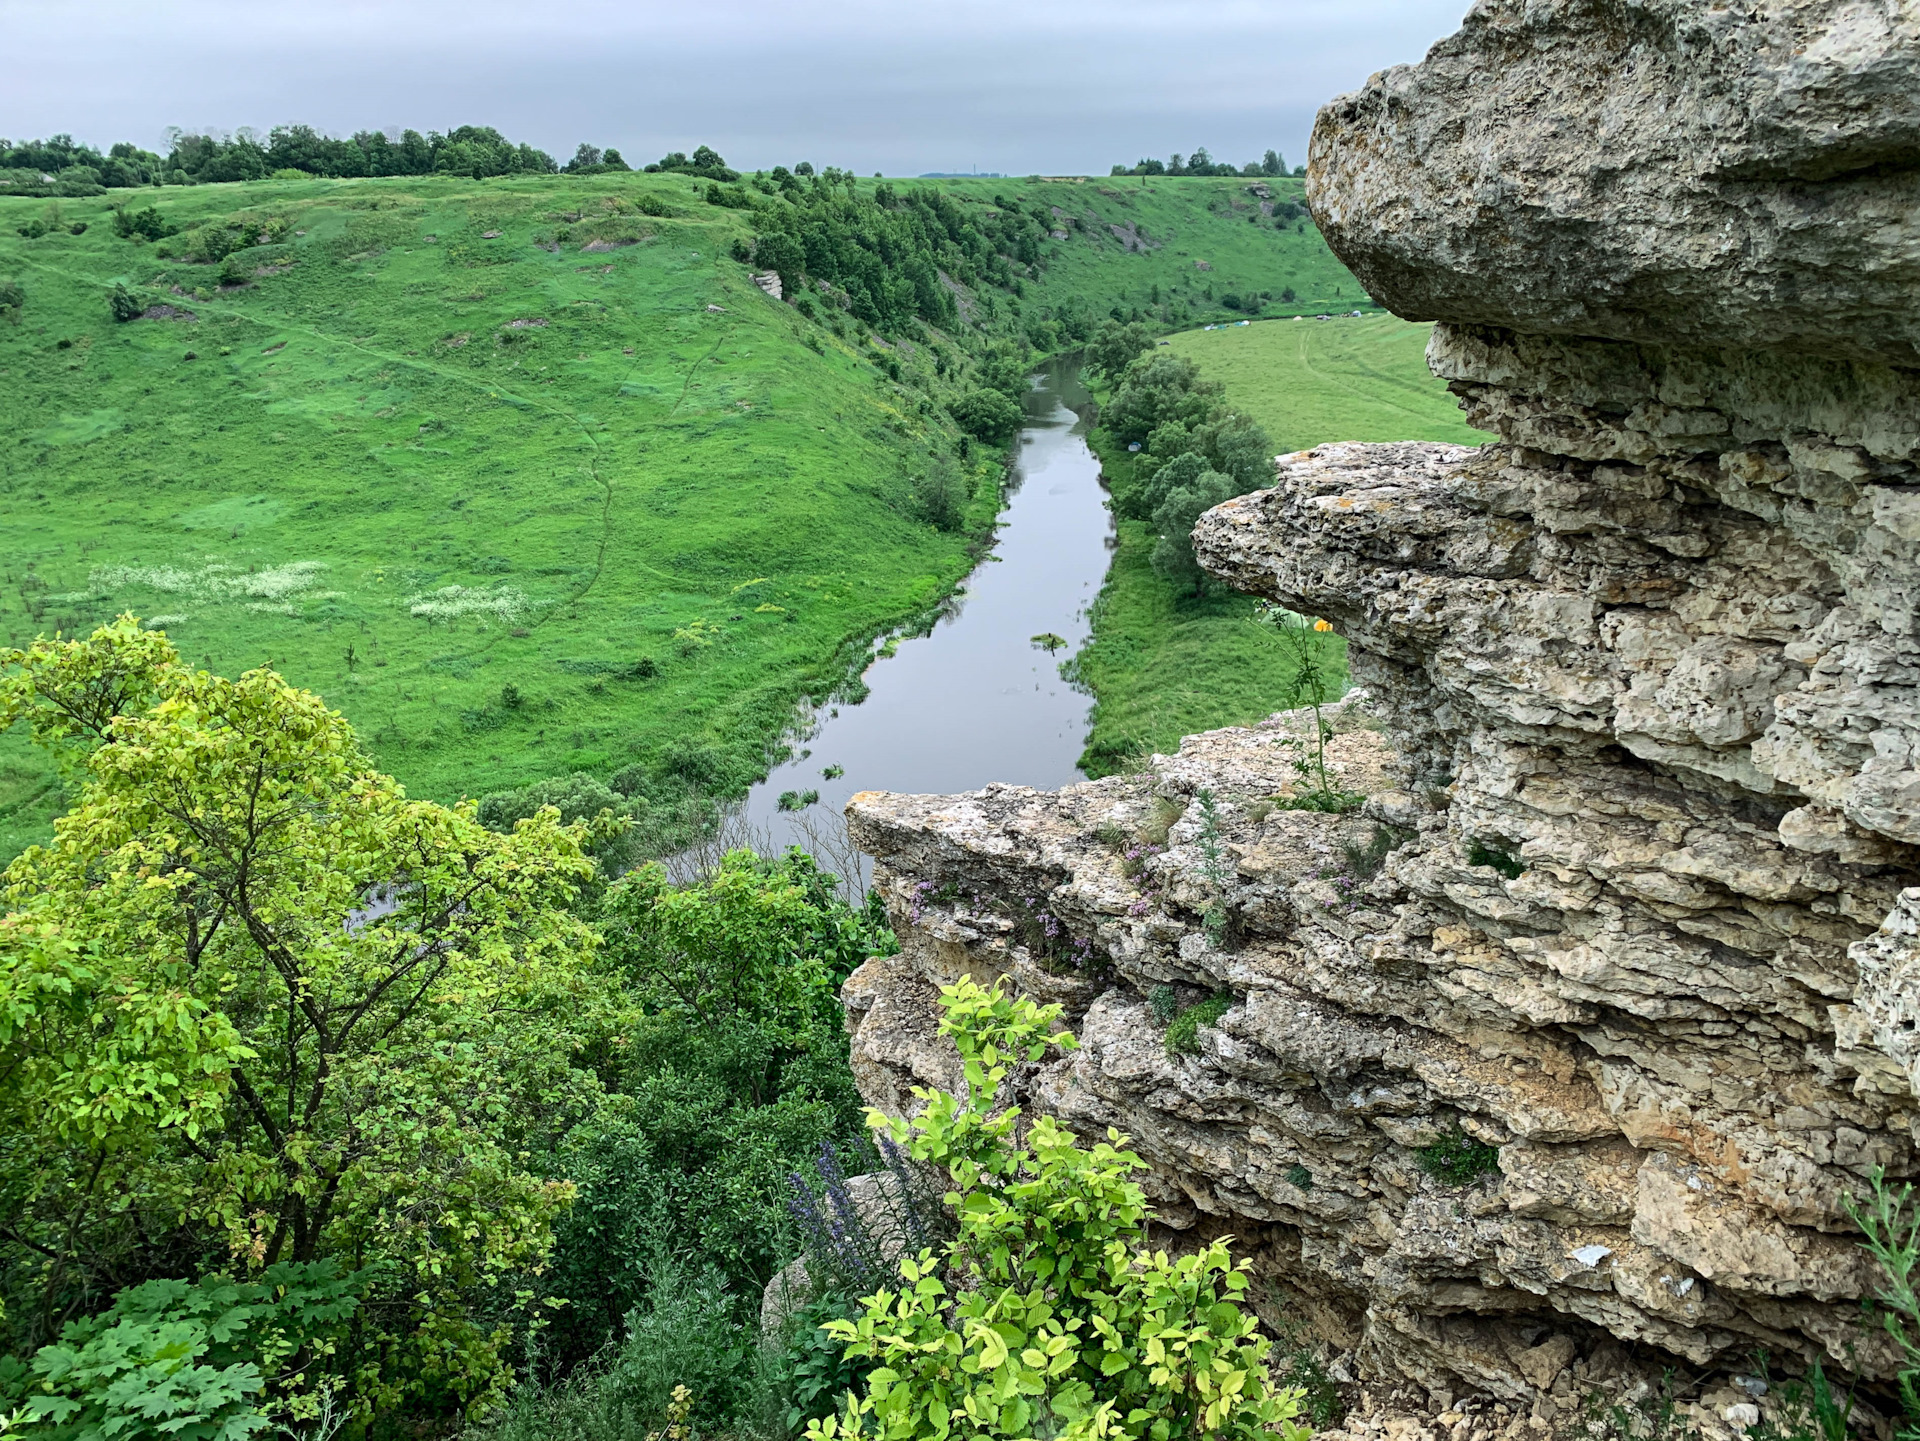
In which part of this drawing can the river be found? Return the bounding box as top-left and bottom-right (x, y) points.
(701, 356), (1114, 881)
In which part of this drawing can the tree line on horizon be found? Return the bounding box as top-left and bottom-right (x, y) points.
(1112, 146), (1302, 178)
(0, 127), (735, 196)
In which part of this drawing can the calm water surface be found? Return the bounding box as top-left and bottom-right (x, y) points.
(722, 357), (1113, 867)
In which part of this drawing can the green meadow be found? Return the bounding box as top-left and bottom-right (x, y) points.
(1074, 314), (1492, 773)
(0, 171), (1343, 859)
(1166, 311), (1489, 450)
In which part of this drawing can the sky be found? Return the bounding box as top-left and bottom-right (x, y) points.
(0, 0), (1470, 176)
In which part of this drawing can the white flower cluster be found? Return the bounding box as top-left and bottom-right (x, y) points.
(406, 584), (530, 624)
(91, 559), (329, 604)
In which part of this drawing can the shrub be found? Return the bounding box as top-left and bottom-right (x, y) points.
(914, 453), (970, 531)
(1164, 990), (1233, 1055)
(1416, 1124), (1502, 1186)
(477, 770), (636, 873)
(535, 851), (891, 1367)
(107, 282), (144, 322)
(0, 278), (21, 322)
(111, 203), (176, 241)
(808, 977), (1309, 1441)
(7, 1263), (373, 1441)
(775, 1294), (875, 1434)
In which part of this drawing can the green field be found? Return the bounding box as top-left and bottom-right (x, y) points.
(0, 172), (1347, 859)
(1166, 312), (1489, 450)
(1074, 314), (1491, 772)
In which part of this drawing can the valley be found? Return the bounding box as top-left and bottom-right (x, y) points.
(0, 168), (1352, 860)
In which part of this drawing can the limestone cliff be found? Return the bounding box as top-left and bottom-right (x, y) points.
(838, 0), (1920, 1420)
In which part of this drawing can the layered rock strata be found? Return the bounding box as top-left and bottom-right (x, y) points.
(840, 0), (1920, 1414)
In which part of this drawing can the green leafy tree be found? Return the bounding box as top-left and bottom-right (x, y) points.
(1101, 353), (1223, 447)
(1083, 320), (1156, 383)
(478, 770), (640, 875)
(950, 388), (1024, 446)
(807, 977), (1308, 1441)
(541, 850), (886, 1364)
(1116, 450), (1207, 522)
(1148, 471), (1237, 597)
(0, 619), (608, 1416)
(107, 283), (142, 322)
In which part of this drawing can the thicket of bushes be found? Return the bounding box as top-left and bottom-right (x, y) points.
(0, 621), (892, 1439)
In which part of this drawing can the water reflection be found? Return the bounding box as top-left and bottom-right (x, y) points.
(710, 357), (1113, 881)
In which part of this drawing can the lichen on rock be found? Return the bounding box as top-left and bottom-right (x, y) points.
(839, 0), (1920, 1418)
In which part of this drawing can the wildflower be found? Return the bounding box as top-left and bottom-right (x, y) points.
(1313, 617), (1333, 632)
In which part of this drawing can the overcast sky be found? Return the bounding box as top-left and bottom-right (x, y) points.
(0, 0), (1469, 176)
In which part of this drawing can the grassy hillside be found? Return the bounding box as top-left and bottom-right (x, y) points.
(1166, 313), (1489, 450)
(922, 174), (1355, 329)
(0, 170), (1350, 859)
(1074, 315), (1492, 773)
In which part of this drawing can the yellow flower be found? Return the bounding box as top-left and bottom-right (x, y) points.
(1313, 618), (1333, 632)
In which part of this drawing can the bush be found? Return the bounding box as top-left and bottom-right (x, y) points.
(111, 203), (176, 241)
(808, 977), (1309, 1441)
(477, 771), (637, 874)
(914, 453), (970, 531)
(1164, 990), (1234, 1055)
(483, 1259), (746, 1441)
(948, 387), (1023, 445)
(539, 850), (891, 1361)
(6, 1262), (372, 1441)
(0, 278), (21, 322)
(108, 282), (143, 321)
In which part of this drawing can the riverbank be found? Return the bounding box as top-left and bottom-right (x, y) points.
(1070, 313), (1489, 774)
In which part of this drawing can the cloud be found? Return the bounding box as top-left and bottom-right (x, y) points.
(0, 0), (1469, 175)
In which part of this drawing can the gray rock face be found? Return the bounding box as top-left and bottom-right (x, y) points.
(1307, 0), (1920, 367)
(841, 0), (1920, 1414)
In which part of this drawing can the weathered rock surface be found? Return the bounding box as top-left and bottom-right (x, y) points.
(1307, 0), (1920, 368)
(841, 0), (1920, 1415)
